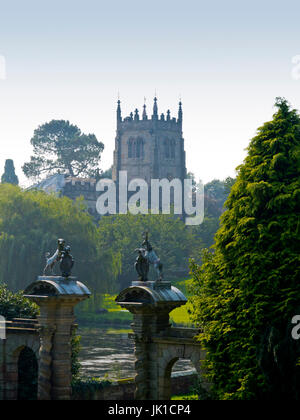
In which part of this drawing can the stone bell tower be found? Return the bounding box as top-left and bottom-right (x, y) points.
(112, 98), (187, 185)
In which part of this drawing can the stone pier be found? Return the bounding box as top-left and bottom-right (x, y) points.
(116, 280), (208, 400)
(24, 276), (90, 400)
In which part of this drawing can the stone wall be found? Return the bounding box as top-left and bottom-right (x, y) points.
(115, 127), (185, 184)
(0, 320), (205, 400)
(1, 279), (206, 400)
(63, 177), (98, 217)
(71, 371), (198, 400)
(28, 174), (99, 219)
(0, 319), (39, 400)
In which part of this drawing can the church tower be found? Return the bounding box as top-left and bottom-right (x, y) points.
(112, 98), (187, 185)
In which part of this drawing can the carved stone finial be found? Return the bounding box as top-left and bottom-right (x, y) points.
(178, 100), (183, 123)
(134, 108), (139, 121)
(152, 97), (158, 119)
(117, 99), (122, 122)
(142, 103), (147, 120)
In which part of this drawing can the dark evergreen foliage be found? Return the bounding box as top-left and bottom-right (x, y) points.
(190, 98), (300, 399)
(1, 159), (19, 185)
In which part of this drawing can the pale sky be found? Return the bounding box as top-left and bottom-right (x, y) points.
(0, 0), (300, 186)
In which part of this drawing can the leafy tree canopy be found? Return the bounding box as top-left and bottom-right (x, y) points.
(0, 283), (38, 320)
(22, 120), (104, 180)
(190, 177), (235, 249)
(0, 184), (119, 296)
(99, 166), (113, 180)
(98, 213), (203, 289)
(204, 177), (235, 217)
(189, 98), (300, 400)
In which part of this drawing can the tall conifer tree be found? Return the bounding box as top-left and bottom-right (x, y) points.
(190, 98), (300, 399)
(1, 159), (19, 185)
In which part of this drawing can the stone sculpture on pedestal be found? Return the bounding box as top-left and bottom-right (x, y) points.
(134, 231), (163, 282)
(43, 238), (74, 278)
(24, 238), (90, 400)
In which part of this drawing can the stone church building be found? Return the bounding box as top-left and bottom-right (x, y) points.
(31, 98), (187, 216)
(112, 97), (187, 185)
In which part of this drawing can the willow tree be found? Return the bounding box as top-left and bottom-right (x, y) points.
(190, 98), (300, 400)
(0, 184), (120, 296)
(98, 212), (202, 289)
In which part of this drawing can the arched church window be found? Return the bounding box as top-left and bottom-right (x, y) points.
(141, 140), (144, 158)
(128, 137), (144, 159)
(170, 140), (175, 159)
(128, 139), (133, 158)
(136, 139), (141, 158)
(136, 137), (144, 159)
(164, 139), (170, 159)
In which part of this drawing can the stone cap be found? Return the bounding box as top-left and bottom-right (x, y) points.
(116, 280), (187, 310)
(24, 276), (91, 298)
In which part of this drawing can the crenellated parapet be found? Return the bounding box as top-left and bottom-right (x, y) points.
(117, 97), (183, 130)
(118, 117), (182, 133)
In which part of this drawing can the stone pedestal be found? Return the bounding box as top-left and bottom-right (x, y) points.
(116, 280), (187, 400)
(24, 276), (90, 400)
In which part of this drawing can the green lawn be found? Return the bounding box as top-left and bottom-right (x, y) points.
(170, 278), (193, 326)
(171, 394), (198, 400)
(76, 294), (133, 326)
(76, 277), (194, 327)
